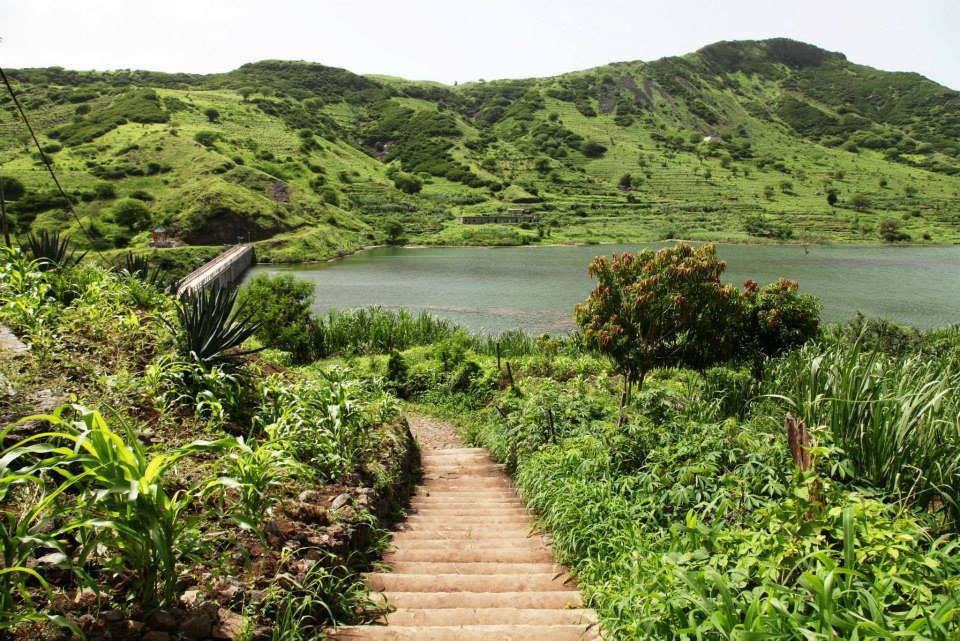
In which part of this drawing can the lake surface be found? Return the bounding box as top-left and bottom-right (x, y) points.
(245, 244), (960, 334)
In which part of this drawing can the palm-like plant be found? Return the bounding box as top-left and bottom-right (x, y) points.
(119, 251), (166, 288)
(172, 286), (262, 368)
(20, 231), (85, 272)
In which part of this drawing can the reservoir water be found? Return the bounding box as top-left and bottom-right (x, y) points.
(244, 244), (960, 334)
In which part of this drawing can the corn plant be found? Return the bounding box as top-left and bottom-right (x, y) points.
(220, 437), (293, 528)
(29, 406), (241, 607)
(265, 550), (382, 640)
(0, 426), (86, 636)
(254, 369), (377, 481)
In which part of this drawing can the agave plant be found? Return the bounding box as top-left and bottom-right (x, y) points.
(19, 231), (85, 272)
(172, 286), (262, 368)
(118, 251), (166, 288)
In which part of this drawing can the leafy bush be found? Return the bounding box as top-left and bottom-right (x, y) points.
(582, 141), (607, 158)
(194, 130), (219, 147)
(110, 197), (152, 230)
(392, 171), (422, 194)
(740, 277), (820, 364)
(0, 176), (25, 200)
(237, 273), (321, 363)
(879, 218), (911, 242)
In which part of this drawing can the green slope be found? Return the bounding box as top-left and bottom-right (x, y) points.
(1, 39), (958, 269)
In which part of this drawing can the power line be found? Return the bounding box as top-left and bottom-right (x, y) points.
(0, 65), (98, 250)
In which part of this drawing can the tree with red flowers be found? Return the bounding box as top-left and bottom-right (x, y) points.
(740, 277), (821, 374)
(574, 244), (742, 424)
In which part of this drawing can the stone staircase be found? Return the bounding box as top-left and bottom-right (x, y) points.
(333, 447), (599, 640)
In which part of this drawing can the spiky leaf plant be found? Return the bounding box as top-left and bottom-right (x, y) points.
(20, 231), (85, 272)
(173, 286), (262, 368)
(118, 251), (166, 288)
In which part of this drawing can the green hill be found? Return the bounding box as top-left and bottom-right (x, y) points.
(2, 38), (959, 269)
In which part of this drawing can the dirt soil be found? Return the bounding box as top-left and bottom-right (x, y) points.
(406, 412), (466, 449)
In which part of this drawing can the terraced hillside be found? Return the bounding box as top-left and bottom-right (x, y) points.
(2, 38), (959, 268)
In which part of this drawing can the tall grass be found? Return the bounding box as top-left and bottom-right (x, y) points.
(315, 306), (538, 358)
(767, 340), (960, 528)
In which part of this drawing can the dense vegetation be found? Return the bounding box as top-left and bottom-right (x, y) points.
(0, 244), (417, 639)
(286, 245), (959, 640)
(2, 37), (959, 274)
(2, 232), (959, 639)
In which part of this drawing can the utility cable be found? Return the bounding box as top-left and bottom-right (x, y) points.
(0, 65), (98, 250)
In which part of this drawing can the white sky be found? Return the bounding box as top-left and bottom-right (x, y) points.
(2, 0), (959, 89)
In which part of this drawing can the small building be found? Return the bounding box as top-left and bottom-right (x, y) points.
(150, 225), (173, 248)
(459, 209), (539, 225)
(702, 135), (723, 144)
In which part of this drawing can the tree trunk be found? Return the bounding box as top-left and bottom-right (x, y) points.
(616, 372), (631, 428)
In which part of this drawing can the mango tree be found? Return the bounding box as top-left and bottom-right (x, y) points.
(575, 244), (742, 424)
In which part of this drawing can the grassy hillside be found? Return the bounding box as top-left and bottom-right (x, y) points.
(2, 38), (959, 269)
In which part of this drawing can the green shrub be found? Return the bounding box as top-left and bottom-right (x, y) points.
(110, 198), (152, 230)
(194, 130), (219, 147)
(392, 171), (422, 194)
(237, 274), (320, 363)
(582, 141), (607, 158)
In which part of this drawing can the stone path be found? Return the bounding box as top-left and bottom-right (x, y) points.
(0, 324), (27, 355)
(333, 417), (599, 640)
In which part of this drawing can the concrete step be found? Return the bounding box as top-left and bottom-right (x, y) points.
(405, 514), (530, 524)
(410, 497), (524, 505)
(384, 549), (555, 564)
(389, 537), (552, 549)
(421, 477), (514, 487)
(384, 608), (598, 626)
(373, 591), (584, 609)
(391, 528), (535, 540)
(367, 573), (574, 593)
(409, 508), (530, 517)
(382, 608), (595, 626)
(421, 448), (487, 454)
(423, 463), (506, 471)
(332, 624), (599, 640)
(387, 561), (560, 575)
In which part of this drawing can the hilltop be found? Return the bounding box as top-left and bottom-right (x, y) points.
(1, 38), (959, 270)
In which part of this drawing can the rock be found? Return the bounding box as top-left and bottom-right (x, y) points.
(330, 493), (352, 510)
(146, 609), (178, 632)
(274, 572), (299, 590)
(212, 608), (246, 640)
(251, 625), (273, 641)
(74, 587), (100, 608)
(142, 632), (171, 641)
(102, 610), (125, 623)
(297, 489), (320, 503)
(179, 613), (213, 640)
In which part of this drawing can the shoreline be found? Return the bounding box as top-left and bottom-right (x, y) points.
(252, 236), (958, 266)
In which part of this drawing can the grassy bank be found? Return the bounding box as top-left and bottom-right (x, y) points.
(301, 296), (960, 639)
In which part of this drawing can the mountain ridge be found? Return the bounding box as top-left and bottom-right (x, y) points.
(1, 37), (958, 271)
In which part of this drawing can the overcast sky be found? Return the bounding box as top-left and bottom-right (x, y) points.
(2, 0), (959, 89)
